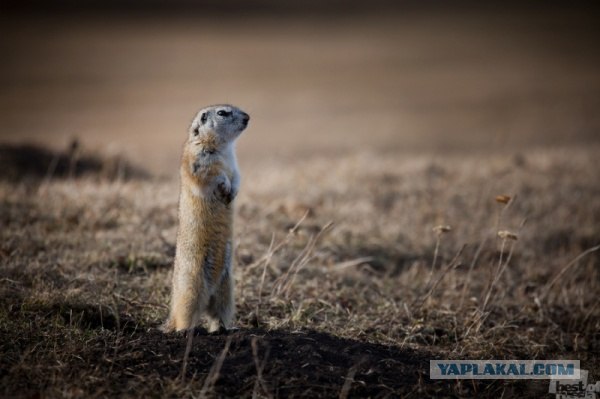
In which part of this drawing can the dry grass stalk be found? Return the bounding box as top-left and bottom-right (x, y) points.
(428, 225), (452, 284)
(481, 231), (518, 313)
(271, 221), (333, 300)
(246, 211), (310, 272)
(541, 244), (600, 300)
(256, 234), (276, 311)
(458, 236), (487, 309)
(338, 364), (359, 399)
(331, 256), (374, 271)
(251, 337), (272, 399)
(416, 244), (466, 311)
(472, 227), (522, 335)
(199, 336), (233, 398)
(494, 194), (515, 240)
(180, 329), (194, 382)
(248, 212), (310, 321)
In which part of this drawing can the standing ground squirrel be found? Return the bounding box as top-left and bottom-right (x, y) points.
(162, 104), (250, 333)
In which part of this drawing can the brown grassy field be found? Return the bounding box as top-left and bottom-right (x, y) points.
(1, 4), (599, 398)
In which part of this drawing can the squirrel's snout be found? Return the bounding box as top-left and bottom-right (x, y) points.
(241, 113), (250, 126)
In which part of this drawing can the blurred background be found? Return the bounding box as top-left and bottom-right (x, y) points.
(1, 1), (599, 176)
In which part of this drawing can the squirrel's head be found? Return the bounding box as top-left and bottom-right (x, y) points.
(188, 104), (250, 148)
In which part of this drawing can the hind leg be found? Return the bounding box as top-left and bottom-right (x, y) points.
(166, 291), (209, 332)
(207, 268), (235, 332)
(164, 268), (210, 333)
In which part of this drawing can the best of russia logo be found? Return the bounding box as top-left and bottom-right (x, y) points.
(548, 369), (600, 399)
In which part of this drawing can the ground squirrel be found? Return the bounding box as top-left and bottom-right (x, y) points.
(162, 104), (249, 333)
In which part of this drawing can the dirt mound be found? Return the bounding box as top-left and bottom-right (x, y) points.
(181, 328), (430, 398)
(0, 141), (149, 182)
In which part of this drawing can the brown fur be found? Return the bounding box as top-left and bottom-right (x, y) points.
(162, 132), (235, 332)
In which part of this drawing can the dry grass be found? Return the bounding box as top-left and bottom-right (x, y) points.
(1, 144), (598, 398)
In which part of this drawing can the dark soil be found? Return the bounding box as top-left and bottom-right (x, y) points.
(0, 300), (551, 398)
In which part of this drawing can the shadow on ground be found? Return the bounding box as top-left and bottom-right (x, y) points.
(0, 142), (148, 182)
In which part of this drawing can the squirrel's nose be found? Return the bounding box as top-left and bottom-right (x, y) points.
(241, 113), (250, 125)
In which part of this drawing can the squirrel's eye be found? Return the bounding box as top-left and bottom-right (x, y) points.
(200, 112), (208, 124)
(217, 110), (230, 117)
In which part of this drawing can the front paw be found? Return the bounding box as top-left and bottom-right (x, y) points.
(216, 181), (234, 204)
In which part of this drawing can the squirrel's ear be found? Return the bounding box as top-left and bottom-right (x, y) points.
(200, 112), (208, 124)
